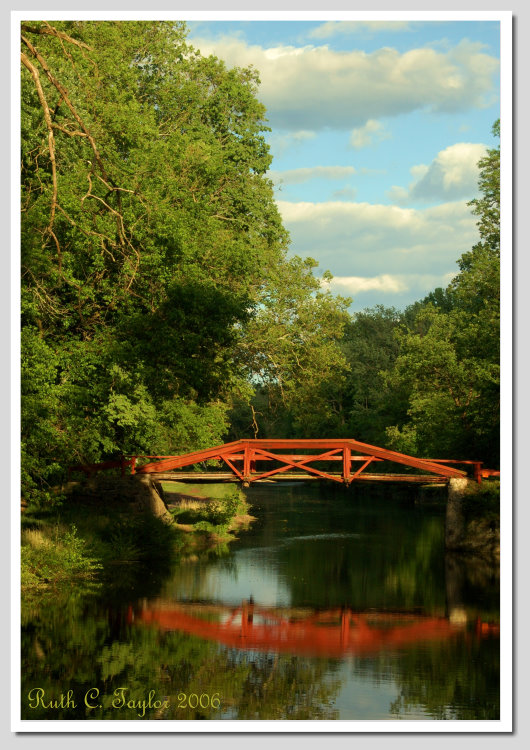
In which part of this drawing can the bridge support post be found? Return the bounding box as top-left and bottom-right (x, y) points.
(243, 443), (251, 484)
(133, 475), (173, 524)
(343, 445), (351, 485)
(445, 477), (470, 549)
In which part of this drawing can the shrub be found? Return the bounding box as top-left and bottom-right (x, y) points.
(169, 487), (243, 526)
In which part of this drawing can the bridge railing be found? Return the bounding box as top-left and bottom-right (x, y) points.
(68, 454), (180, 478)
(68, 456), (134, 479)
(132, 440), (471, 483)
(68, 441), (499, 485)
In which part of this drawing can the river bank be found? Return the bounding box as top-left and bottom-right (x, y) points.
(21, 477), (252, 596)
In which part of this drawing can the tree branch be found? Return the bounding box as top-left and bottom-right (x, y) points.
(20, 51), (60, 267)
(21, 22), (92, 51)
(21, 34), (109, 182)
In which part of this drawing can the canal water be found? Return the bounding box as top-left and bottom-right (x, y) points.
(21, 483), (500, 722)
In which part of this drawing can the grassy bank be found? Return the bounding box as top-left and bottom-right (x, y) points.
(162, 481), (255, 557)
(21, 482), (252, 595)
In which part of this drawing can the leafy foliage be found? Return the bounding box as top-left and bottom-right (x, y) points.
(334, 305), (409, 444)
(230, 259), (351, 437)
(383, 121), (501, 465)
(20, 21), (349, 503)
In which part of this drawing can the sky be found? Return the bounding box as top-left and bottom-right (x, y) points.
(185, 18), (501, 313)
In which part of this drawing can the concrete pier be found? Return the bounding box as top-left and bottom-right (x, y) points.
(445, 477), (470, 550)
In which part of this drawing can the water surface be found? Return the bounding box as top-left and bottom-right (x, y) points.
(21, 483), (500, 721)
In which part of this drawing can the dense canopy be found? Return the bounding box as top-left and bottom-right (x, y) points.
(20, 21), (350, 502)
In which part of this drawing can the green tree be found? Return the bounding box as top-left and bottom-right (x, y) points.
(231, 260), (351, 438)
(20, 21), (349, 502)
(20, 21), (286, 499)
(337, 306), (409, 444)
(384, 121), (500, 465)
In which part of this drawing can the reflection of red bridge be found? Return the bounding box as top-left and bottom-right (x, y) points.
(71, 439), (498, 485)
(128, 602), (472, 658)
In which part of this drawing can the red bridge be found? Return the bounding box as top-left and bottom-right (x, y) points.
(71, 438), (498, 485)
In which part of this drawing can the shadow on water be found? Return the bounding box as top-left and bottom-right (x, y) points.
(21, 482), (499, 721)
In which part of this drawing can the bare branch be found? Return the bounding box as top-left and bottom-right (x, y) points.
(21, 29), (142, 294)
(21, 34), (109, 182)
(21, 22), (92, 51)
(250, 404), (260, 439)
(96, 175), (135, 195)
(20, 52), (59, 263)
(52, 122), (89, 138)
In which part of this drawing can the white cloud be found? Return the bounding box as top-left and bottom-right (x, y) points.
(326, 272), (457, 297)
(322, 271), (461, 309)
(410, 164), (430, 179)
(350, 119), (390, 149)
(309, 21), (413, 39)
(188, 36), (499, 130)
(325, 274), (408, 294)
(277, 199), (479, 280)
(268, 165), (356, 185)
(388, 142), (488, 204)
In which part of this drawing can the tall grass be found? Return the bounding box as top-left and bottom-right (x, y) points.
(21, 524), (102, 590)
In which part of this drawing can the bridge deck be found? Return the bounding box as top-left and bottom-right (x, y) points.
(153, 471), (447, 484)
(135, 438), (470, 484)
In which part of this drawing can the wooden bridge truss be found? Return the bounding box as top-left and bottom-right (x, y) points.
(129, 438), (474, 484)
(70, 439), (497, 485)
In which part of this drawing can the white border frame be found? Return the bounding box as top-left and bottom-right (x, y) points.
(11, 8), (513, 734)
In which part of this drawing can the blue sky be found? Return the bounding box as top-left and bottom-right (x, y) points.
(186, 19), (501, 312)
